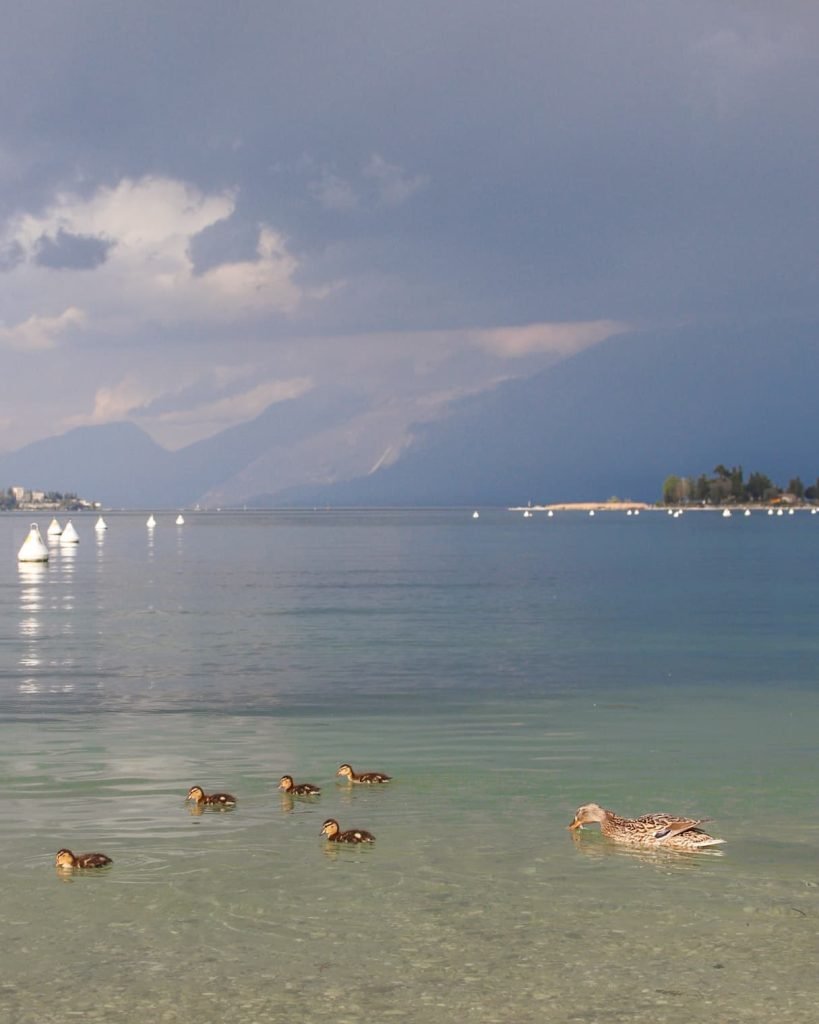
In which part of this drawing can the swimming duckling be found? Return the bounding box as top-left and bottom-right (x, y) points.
(278, 775), (321, 796)
(568, 803), (725, 851)
(186, 785), (237, 808)
(336, 763), (391, 784)
(320, 818), (375, 844)
(55, 848), (113, 870)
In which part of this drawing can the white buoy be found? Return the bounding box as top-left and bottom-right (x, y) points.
(175, 513), (185, 525)
(17, 523), (49, 562)
(812, 508), (817, 516)
(626, 509), (633, 516)
(589, 510), (595, 517)
(47, 517), (63, 537)
(522, 509), (531, 518)
(95, 515), (108, 532)
(744, 509), (751, 517)
(634, 509), (640, 516)
(61, 519), (80, 544)
(788, 508), (795, 516)
(722, 508), (732, 518)
(547, 510), (554, 517)
(147, 514), (156, 528)
(472, 511), (479, 519)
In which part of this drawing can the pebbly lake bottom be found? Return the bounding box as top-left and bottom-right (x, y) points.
(2, 686), (817, 1024)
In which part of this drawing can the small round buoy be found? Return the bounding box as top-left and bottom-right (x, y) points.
(18, 523), (49, 562)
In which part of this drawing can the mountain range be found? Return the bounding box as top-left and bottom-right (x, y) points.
(2, 321), (816, 508)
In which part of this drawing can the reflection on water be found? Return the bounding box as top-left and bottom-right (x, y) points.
(17, 562), (47, 693)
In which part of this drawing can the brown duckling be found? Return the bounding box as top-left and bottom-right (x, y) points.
(55, 848), (113, 870)
(336, 763), (391, 784)
(279, 775), (321, 796)
(568, 803), (725, 851)
(186, 785), (237, 808)
(320, 818), (375, 844)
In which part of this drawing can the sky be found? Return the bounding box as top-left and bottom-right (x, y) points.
(1, 1), (817, 459)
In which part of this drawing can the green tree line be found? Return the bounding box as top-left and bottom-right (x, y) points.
(662, 465), (819, 506)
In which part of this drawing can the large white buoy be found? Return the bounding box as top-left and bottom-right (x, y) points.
(147, 514), (157, 528)
(18, 523), (49, 562)
(47, 517), (63, 537)
(175, 513), (185, 525)
(95, 516), (108, 532)
(61, 519), (80, 544)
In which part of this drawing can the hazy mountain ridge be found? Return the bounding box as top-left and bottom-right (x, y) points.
(1, 322), (817, 507)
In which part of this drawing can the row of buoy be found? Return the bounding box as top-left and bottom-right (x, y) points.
(17, 516), (108, 562)
(17, 512), (189, 563)
(147, 514), (185, 527)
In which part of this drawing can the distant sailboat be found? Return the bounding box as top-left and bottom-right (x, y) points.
(18, 523), (49, 562)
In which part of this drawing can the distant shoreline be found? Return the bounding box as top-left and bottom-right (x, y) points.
(508, 501), (653, 512)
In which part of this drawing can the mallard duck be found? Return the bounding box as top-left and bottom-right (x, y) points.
(186, 785), (236, 808)
(320, 818), (375, 844)
(336, 763), (391, 784)
(279, 775), (321, 796)
(568, 803), (725, 850)
(55, 848), (113, 870)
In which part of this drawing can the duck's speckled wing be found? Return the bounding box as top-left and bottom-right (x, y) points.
(636, 812), (709, 839)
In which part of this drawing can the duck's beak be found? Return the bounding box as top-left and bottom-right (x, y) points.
(567, 818), (582, 831)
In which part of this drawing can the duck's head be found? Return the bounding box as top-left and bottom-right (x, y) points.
(320, 818), (340, 838)
(278, 775), (294, 792)
(568, 803), (608, 831)
(186, 786), (205, 803)
(55, 849), (77, 869)
(336, 764), (354, 780)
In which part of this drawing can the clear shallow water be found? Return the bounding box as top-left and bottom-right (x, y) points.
(1, 509), (818, 1023)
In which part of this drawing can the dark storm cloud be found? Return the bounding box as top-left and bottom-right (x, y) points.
(34, 228), (114, 270)
(1, 0), (818, 454)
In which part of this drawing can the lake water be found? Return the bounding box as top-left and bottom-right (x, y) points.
(0, 508), (817, 1023)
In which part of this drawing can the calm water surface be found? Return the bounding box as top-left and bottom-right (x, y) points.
(0, 509), (817, 1023)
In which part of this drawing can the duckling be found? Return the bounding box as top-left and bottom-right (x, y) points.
(320, 818), (375, 844)
(568, 803), (725, 851)
(55, 848), (113, 870)
(278, 775), (321, 797)
(336, 763), (391, 784)
(186, 785), (237, 808)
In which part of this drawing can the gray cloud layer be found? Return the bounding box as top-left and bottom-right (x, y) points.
(0, 1), (817, 455)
